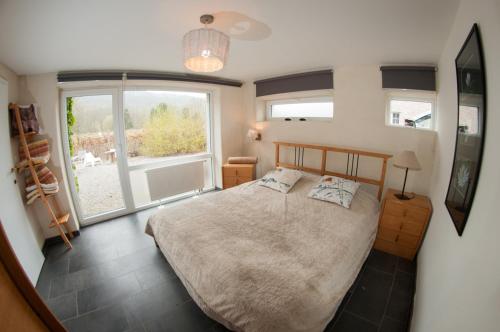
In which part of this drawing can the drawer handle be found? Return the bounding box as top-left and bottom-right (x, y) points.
(395, 235), (400, 242)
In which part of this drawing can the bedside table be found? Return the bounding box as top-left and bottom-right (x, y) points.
(374, 188), (432, 260)
(222, 164), (256, 189)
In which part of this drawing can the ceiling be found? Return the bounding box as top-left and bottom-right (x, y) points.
(0, 0), (460, 81)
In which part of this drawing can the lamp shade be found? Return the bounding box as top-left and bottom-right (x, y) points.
(246, 129), (261, 141)
(183, 28), (229, 73)
(393, 150), (421, 170)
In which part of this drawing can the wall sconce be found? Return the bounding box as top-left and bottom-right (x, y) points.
(247, 129), (261, 141)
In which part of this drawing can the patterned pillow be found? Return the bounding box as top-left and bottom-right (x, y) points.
(308, 175), (360, 208)
(258, 168), (302, 193)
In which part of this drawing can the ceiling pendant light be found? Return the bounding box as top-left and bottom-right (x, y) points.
(183, 14), (230, 73)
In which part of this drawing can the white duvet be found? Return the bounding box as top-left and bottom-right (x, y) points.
(146, 172), (380, 332)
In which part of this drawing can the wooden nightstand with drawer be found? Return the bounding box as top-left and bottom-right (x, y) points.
(374, 189), (432, 260)
(222, 164), (256, 189)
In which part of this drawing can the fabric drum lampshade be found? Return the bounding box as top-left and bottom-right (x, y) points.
(183, 28), (229, 73)
(393, 150), (421, 171)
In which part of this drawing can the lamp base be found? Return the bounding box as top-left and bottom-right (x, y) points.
(394, 193), (412, 200)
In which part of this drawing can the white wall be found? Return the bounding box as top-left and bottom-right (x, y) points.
(0, 64), (45, 284)
(213, 84), (246, 188)
(411, 1), (500, 331)
(243, 65), (437, 196)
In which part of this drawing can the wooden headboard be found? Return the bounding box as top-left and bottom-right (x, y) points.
(273, 141), (392, 200)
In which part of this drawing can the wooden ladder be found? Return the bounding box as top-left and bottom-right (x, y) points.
(10, 103), (73, 249)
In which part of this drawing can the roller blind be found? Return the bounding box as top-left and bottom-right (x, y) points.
(57, 71), (242, 87)
(380, 66), (436, 91)
(254, 70), (333, 97)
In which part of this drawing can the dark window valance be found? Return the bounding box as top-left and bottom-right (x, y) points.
(254, 70), (333, 97)
(57, 71), (243, 87)
(380, 66), (437, 91)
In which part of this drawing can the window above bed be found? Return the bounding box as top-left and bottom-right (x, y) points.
(266, 96), (334, 121)
(385, 91), (436, 130)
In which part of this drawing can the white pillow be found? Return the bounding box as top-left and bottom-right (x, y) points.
(308, 175), (360, 208)
(258, 168), (302, 193)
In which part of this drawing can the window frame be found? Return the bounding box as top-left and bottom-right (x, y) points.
(266, 95), (334, 122)
(59, 82), (216, 226)
(385, 90), (436, 131)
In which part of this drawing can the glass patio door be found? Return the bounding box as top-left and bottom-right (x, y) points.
(61, 89), (132, 225)
(61, 86), (215, 225)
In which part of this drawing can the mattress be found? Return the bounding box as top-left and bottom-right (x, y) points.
(145, 172), (380, 332)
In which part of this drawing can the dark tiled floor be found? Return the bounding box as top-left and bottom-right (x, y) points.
(37, 208), (416, 332)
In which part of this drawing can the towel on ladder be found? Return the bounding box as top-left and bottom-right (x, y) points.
(16, 139), (50, 169)
(25, 165), (59, 204)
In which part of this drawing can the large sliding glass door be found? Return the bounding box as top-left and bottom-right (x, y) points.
(61, 86), (214, 225)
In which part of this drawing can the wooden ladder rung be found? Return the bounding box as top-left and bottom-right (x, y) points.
(15, 159), (46, 173)
(14, 131), (38, 139)
(48, 213), (70, 228)
(26, 193), (57, 205)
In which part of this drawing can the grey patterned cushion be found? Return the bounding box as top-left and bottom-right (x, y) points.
(308, 175), (360, 208)
(258, 168), (302, 193)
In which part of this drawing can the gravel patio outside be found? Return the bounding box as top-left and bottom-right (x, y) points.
(75, 163), (125, 217)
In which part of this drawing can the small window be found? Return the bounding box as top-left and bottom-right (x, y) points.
(386, 93), (435, 130)
(267, 97), (334, 121)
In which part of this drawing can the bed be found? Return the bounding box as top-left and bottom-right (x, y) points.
(146, 142), (392, 332)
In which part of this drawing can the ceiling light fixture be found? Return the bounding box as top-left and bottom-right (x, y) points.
(183, 14), (230, 73)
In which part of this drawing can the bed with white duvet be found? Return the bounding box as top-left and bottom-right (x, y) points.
(146, 172), (380, 332)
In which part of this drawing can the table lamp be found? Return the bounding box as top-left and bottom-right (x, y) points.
(393, 150), (421, 200)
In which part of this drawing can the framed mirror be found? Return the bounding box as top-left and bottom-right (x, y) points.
(445, 24), (486, 236)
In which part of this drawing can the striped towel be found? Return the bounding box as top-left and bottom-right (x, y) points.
(25, 165), (59, 204)
(17, 139), (50, 169)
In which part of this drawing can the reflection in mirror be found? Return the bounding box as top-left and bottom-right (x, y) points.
(458, 105), (479, 135)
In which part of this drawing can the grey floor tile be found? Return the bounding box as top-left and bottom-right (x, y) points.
(49, 265), (104, 299)
(36, 270), (53, 300)
(396, 257), (416, 275)
(380, 316), (408, 332)
(210, 322), (232, 332)
(46, 292), (77, 321)
(68, 244), (119, 273)
(134, 261), (177, 290)
(143, 300), (213, 332)
(365, 250), (398, 274)
(386, 271), (414, 322)
(98, 246), (164, 280)
(327, 311), (378, 332)
(122, 277), (191, 324)
(345, 266), (393, 324)
(77, 272), (142, 315)
(63, 304), (130, 332)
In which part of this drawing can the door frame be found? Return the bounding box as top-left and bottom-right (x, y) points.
(60, 84), (216, 226)
(60, 88), (134, 225)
